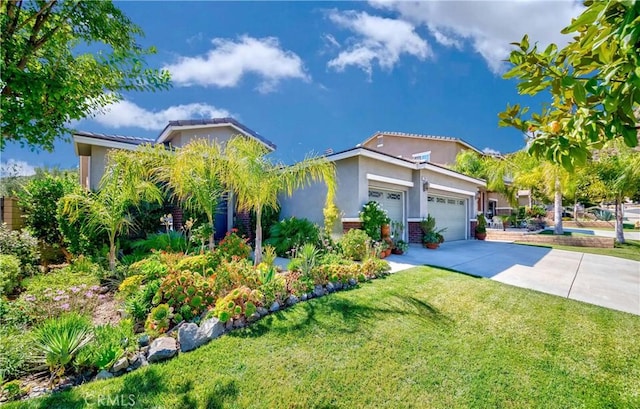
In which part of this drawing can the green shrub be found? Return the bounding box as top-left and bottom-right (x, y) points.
(339, 229), (371, 261)
(1, 379), (25, 401)
(0, 297), (33, 328)
(0, 255), (21, 296)
(259, 274), (287, 306)
(261, 245), (277, 267)
(75, 320), (135, 372)
(0, 223), (40, 274)
(265, 217), (320, 257)
(117, 275), (145, 300)
(16, 173), (76, 249)
(361, 258), (391, 278)
(212, 286), (262, 323)
(359, 201), (389, 241)
(128, 257), (169, 280)
(217, 231), (251, 261)
(56, 188), (106, 257)
(31, 313), (93, 384)
(145, 304), (172, 337)
(321, 262), (361, 285)
(131, 231), (187, 254)
(0, 327), (31, 382)
(152, 270), (215, 323)
(124, 278), (161, 324)
(211, 258), (259, 296)
(175, 253), (219, 276)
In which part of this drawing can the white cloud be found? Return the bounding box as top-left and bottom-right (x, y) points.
(370, 0), (585, 73)
(327, 10), (431, 77)
(90, 100), (231, 131)
(164, 35), (309, 93)
(0, 159), (36, 177)
(482, 147), (501, 156)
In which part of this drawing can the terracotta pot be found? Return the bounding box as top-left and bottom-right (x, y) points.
(476, 232), (487, 240)
(379, 252), (386, 259)
(381, 224), (391, 238)
(385, 249), (392, 257)
(424, 243), (439, 249)
(391, 248), (404, 255)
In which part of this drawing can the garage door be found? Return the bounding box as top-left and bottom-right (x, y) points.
(368, 188), (403, 226)
(427, 195), (467, 241)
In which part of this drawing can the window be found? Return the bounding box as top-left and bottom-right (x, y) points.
(412, 151), (431, 162)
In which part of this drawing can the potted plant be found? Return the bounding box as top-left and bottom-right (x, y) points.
(392, 240), (409, 255)
(420, 215), (447, 249)
(359, 201), (389, 241)
(475, 213), (487, 240)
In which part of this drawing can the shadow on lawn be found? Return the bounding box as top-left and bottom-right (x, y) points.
(231, 290), (452, 340)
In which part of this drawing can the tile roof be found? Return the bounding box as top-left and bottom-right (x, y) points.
(74, 130), (154, 145)
(368, 131), (483, 153)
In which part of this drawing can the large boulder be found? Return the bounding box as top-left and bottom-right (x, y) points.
(178, 323), (207, 352)
(147, 337), (178, 363)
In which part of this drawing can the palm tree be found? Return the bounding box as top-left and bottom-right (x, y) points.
(590, 142), (640, 243)
(219, 137), (336, 264)
(152, 140), (225, 251)
(60, 149), (163, 270)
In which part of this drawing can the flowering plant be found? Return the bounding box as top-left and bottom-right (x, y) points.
(217, 230), (251, 261)
(359, 201), (389, 241)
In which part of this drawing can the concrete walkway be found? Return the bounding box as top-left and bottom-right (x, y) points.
(386, 241), (640, 316)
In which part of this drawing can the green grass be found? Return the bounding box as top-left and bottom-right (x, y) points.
(518, 239), (640, 262)
(9, 267), (640, 409)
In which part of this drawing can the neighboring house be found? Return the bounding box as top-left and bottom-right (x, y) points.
(360, 131), (531, 221)
(279, 146), (486, 243)
(73, 118), (276, 238)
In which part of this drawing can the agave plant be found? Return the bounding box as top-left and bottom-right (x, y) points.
(31, 313), (93, 386)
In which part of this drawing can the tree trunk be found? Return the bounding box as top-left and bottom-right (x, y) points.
(553, 177), (564, 235)
(108, 238), (116, 272)
(254, 208), (263, 265)
(208, 215), (215, 251)
(615, 197), (625, 244)
(574, 200), (578, 222)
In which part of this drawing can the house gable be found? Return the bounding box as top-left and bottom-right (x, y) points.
(361, 131), (482, 166)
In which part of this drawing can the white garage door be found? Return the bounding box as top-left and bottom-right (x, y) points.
(368, 188), (404, 226)
(427, 195), (467, 241)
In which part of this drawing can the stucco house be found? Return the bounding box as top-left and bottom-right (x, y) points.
(279, 145), (486, 243)
(360, 131), (531, 220)
(73, 118), (276, 237)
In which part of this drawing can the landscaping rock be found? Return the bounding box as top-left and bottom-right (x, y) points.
(233, 317), (246, 329)
(301, 293), (308, 302)
(138, 334), (150, 347)
(147, 337), (178, 363)
(326, 282), (335, 293)
(127, 352), (148, 371)
(313, 285), (325, 298)
(200, 317), (225, 341)
(286, 295), (299, 306)
(348, 278), (357, 286)
(257, 307), (269, 317)
(178, 323), (207, 352)
(111, 357), (129, 373)
(247, 312), (260, 323)
(333, 281), (343, 290)
(225, 319), (234, 331)
(269, 301), (280, 312)
(95, 370), (113, 381)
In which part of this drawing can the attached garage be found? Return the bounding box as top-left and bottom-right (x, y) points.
(427, 194), (467, 241)
(368, 188), (404, 226)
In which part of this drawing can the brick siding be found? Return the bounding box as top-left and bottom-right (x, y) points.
(408, 221), (422, 244)
(342, 221), (362, 233)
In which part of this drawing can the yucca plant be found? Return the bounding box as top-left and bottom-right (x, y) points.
(31, 313), (93, 386)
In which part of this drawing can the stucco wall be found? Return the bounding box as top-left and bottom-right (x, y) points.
(171, 127), (238, 148)
(363, 136), (468, 166)
(90, 145), (109, 190)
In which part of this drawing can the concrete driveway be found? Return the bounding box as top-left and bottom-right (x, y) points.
(386, 240), (640, 316)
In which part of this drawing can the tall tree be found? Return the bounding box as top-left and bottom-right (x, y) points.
(499, 1), (640, 170)
(60, 149), (163, 270)
(589, 142), (640, 243)
(0, 0), (170, 151)
(219, 137), (336, 264)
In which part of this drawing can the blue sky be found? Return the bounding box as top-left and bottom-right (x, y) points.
(1, 0), (585, 175)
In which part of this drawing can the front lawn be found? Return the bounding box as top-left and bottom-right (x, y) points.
(517, 239), (640, 262)
(11, 266), (640, 409)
